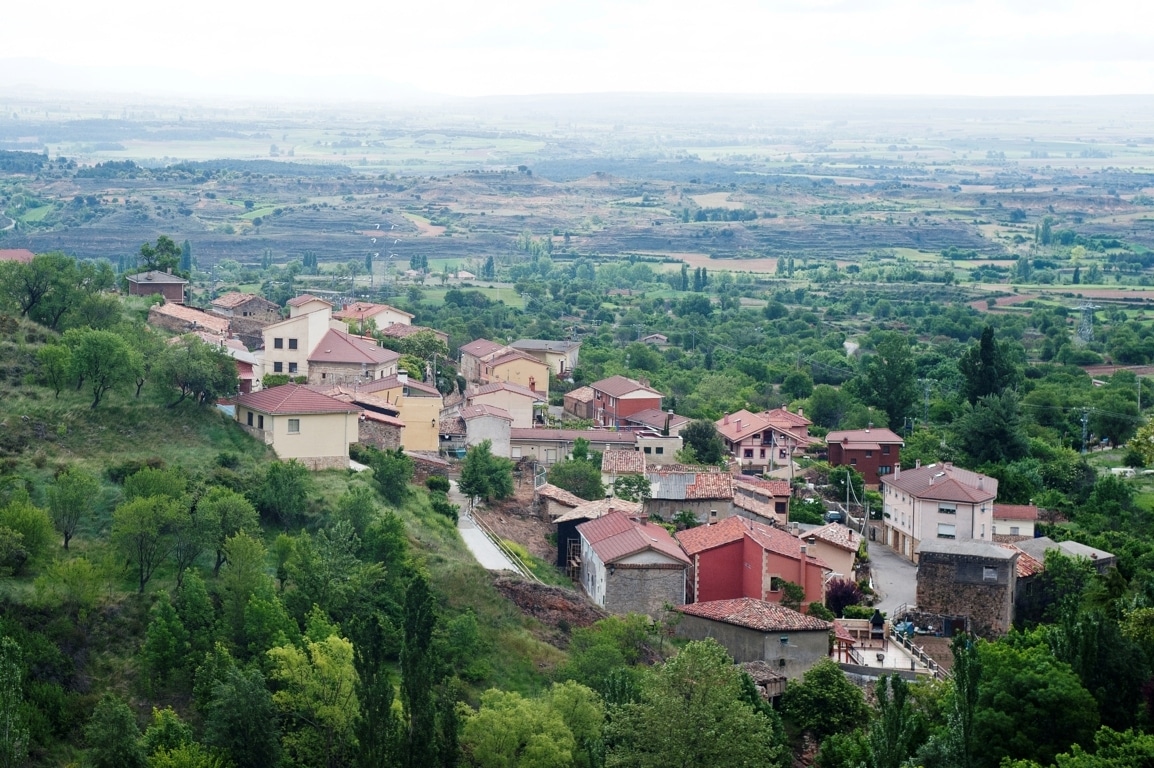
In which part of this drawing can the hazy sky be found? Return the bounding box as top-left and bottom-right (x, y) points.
(5, 0), (1153, 98)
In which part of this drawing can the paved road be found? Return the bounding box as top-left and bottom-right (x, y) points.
(867, 537), (917, 614)
(450, 481), (519, 572)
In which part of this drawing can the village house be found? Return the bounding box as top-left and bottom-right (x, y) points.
(675, 598), (833, 678)
(147, 303), (230, 339)
(639, 333), (668, 346)
(510, 339), (581, 378)
(234, 384), (361, 470)
(554, 498), (643, 574)
(536, 483), (586, 521)
(459, 404), (514, 457)
(991, 504), (1039, 541)
(209, 292), (281, 321)
(644, 466), (734, 522)
(459, 339), (551, 397)
(0, 248), (35, 264)
(601, 449), (647, 492)
(306, 328), (401, 386)
(716, 408), (820, 475)
(826, 427), (904, 486)
(798, 522), (862, 581)
(260, 295), (342, 380)
(563, 386), (595, 420)
(676, 515), (831, 608)
(509, 428), (635, 465)
(358, 373), (444, 451)
(577, 511), (690, 619)
(465, 381), (546, 429)
(126, 270), (188, 304)
(1015, 537), (1117, 574)
(915, 540), (1018, 637)
(333, 301), (414, 332)
(881, 463), (998, 563)
(732, 476), (792, 527)
(589, 375), (664, 428)
(459, 339), (505, 382)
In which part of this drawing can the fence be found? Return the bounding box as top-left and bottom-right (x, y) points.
(467, 509), (542, 584)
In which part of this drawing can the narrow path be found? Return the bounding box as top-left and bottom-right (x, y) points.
(450, 480), (520, 572)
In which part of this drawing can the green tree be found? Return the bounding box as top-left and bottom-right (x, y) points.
(141, 594), (191, 692)
(544, 681), (605, 768)
(865, 675), (926, 768)
(0, 637), (28, 768)
(269, 635), (360, 768)
(84, 692), (146, 768)
(124, 466), (187, 503)
(458, 440), (515, 504)
(402, 572), (440, 768)
(36, 343), (73, 398)
(160, 336), (238, 406)
(351, 614), (404, 768)
(196, 486), (259, 576)
(219, 532), (274, 646)
(0, 495), (56, 576)
(139, 236), (183, 274)
(678, 420), (726, 465)
(461, 688), (577, 768)
(958, 325), (1021, 405)
(548, 459), (605, 501)
(853, 332), (918, 429)
(335, 485), (378, 537)
(606, 639), (786, 768)
(141, 706), (194, 756)
(366, 448), (414, 506)
(250, 460), (313, 527)
(203, 666), (281, 768)
(63, 327), (140, 408)
(782, 369), (815, 399)
(781, 658), (869, 742)
(953, 391), (1030, 465)
(47, 466), (99, 550)
(112, 495), (183, 593)
(613, 473), (652, 503)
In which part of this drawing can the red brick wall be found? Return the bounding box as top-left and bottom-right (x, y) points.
(694, 541), (745, 603)
(828, 444), (900, 485)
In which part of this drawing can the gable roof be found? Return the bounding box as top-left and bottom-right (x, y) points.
(994, 504), (1038, 521)
(0, 249), (35, 263)
(764, 407), (812, 428)
(307, 328), (401, 366)
(377, 323), (447, 341)
(554, 497), (643, 524)
(511, 339), (581, 353)
(359, 373), (442, 397)
(602, 450), (646, 475)
(591, 375), (663, 399)
(646, 468), (733, 500)
(676, 515), (829, 568)
(460, 338), (505, 358)
(625, 408), (690, 432)
(1000, 543), (1045, 578)
(287, 294), (332, 308)
(577, 511), (690, 566)
(536, 483), (585, 509)
(716, 409), (774, 442)
(148, 303), (230, 334)
(468, 381), (547, 401)
(333, 302), (414, 322)
(564, 386), (595, 404)
(826, 428), (904, 446)
(127, 270), (188, 285)
(803, 522), (862, 553)
(212, 292), (274, 309)
(917, 539), (1017, 560)
(460, 404), (514, 422)
(237, 383), (362, 415)
(483, 348), (548, 370)
(677, 598), (832, 632)
(882, 463), (997, 504)
(733, 476), (792, 497)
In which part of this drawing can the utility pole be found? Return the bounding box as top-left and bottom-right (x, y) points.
(1081, 409), (1090, 454)
(918, 378), (935, 425)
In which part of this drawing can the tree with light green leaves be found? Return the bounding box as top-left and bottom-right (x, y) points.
(459, 440), (515, 504)
(62, 327), (140, 408)
(461, 688), (579, 768)
(47, 466), (99, 550)
(112, 495), (184, 593)
(269, 634), (360, 768)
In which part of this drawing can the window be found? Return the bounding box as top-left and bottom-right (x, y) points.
(288, 418), (300, 434)
(770, 576), (785, 592)
(878, 466), (892, 475)
(882, 445), (891, 454)
(938, 504), (957, 515)
(288, 338), (298, 350)
(644, 446), (652, 454)
(744, 449), (754, 458)
(866, 450), (873, 458)
(288, 363), (298, 374)
(1010, 526), (1020, 536)
(759, 449), (766, 458)
(274, 362), (283, 373)
(655, 447), (664, 455)
(850, 458), (857, 465)
(982, 567), (998, 581)
(247, 411), (254, 427)
(511, 447), (522, 458)
(937, 523), (956, 539)
(274, 338), (284, 349)
(258, 415), (264, 429)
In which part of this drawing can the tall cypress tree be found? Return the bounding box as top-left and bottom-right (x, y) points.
(402, 573), (439, 768)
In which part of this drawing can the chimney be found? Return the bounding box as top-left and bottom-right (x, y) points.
(929, 474), (934, 486)
(735, 419), (742, 432)
(797, 407), (803, 418)
(398, 372), (408, 385)
(915, 459), (921, 469)
(166, 267), (172, 274)
(895, 465), (900, 477)
(978, 477), (985, 491)
(724, 413), (730, 425)
(866, 422), (872, 432)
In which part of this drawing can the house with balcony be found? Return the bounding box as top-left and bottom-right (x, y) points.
(881, 463), (998, 563)
(717, 409), (819, 475)
(589, 376), (663, 428)
(826, 427), (904, 486)
(510, 339), (581, 378)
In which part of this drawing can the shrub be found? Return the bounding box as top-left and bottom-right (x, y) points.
(425, 475), (450, 494)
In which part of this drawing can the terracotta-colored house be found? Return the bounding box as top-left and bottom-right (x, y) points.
(235, 384), (361, 470)
(126, 270), (188, 304)
(826, 427), (904, 486)
(590, 375), (663, 427)
(717, 408), (820, 475)
(577, 511), (690, 619)
(799, 522), (862, 580)
(458, 339), (506, 382)
(459, 338), (550, 397)
(333, 301), (413, 332)
(676, 515), (831, 609)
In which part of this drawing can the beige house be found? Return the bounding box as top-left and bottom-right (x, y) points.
(307, 328), (400, 386)
(333, 302), (414, 332)
(510, 339), (581, 377)
(262, 298), (341, 379)
(465, 381), (545, 428)
(992, 504), (1038, 541)
(459, 338), (551, 397)
(799, 522), (862, 581)
(359, 373), (444, 451)
(459, 339), (505, 383)
(460, 404), (514, 457)
(881, 463), (997, 563)
(235, 384), (361, 470)
(509, 428), (635, 465)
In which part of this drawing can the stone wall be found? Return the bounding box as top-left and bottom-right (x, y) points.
(605, 564), (685, 620)
(916, 552), (1015, 637)
(359, 420), (402, 451)
(645, 499), (735, 523)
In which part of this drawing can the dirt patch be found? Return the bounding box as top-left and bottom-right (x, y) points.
(402, 213), (446, 237)
(493, 577), (607, 648)
(474, 485), (556, 563)
(970, 293), (1038, 311)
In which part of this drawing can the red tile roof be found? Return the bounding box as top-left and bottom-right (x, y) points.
(677, 598), (832, 632)
(333, 302), (414, 322)
(1002, 544), (1045, 578)
(882, 463), (997, 503)
(236, 384), (362, 415)
(577, 511), (690, 566)
(484, 348), (547, 370)
(564, 386), (595, 403)
(734, 476), (792, 497)
(359, 373), (441, 397)
(602, 450), (646, 475)
(764, 407), (812, 428)
(459, 338), (505, 358)
(287, 294), (331, 307)
(362, 410), (406, 428)
(377, 323), (447, 341)
(591, 375), (663, 398)
(536, 483), (585, 509)
(509, 428), (635, 444)
(148, 303), (230, 334)
(826, 428), (904, 446)
(676, 515), (829, 569)
(460, 404), (514, 422)
(646, 468), (733, 500)
(212, 292), (268, 309)
(993, 504), (1038, 521)
(0, 248), (35, 264)
(716, 409), (774, 442)
(307, 329), (401, 366)
(554, 498), (643, 524)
